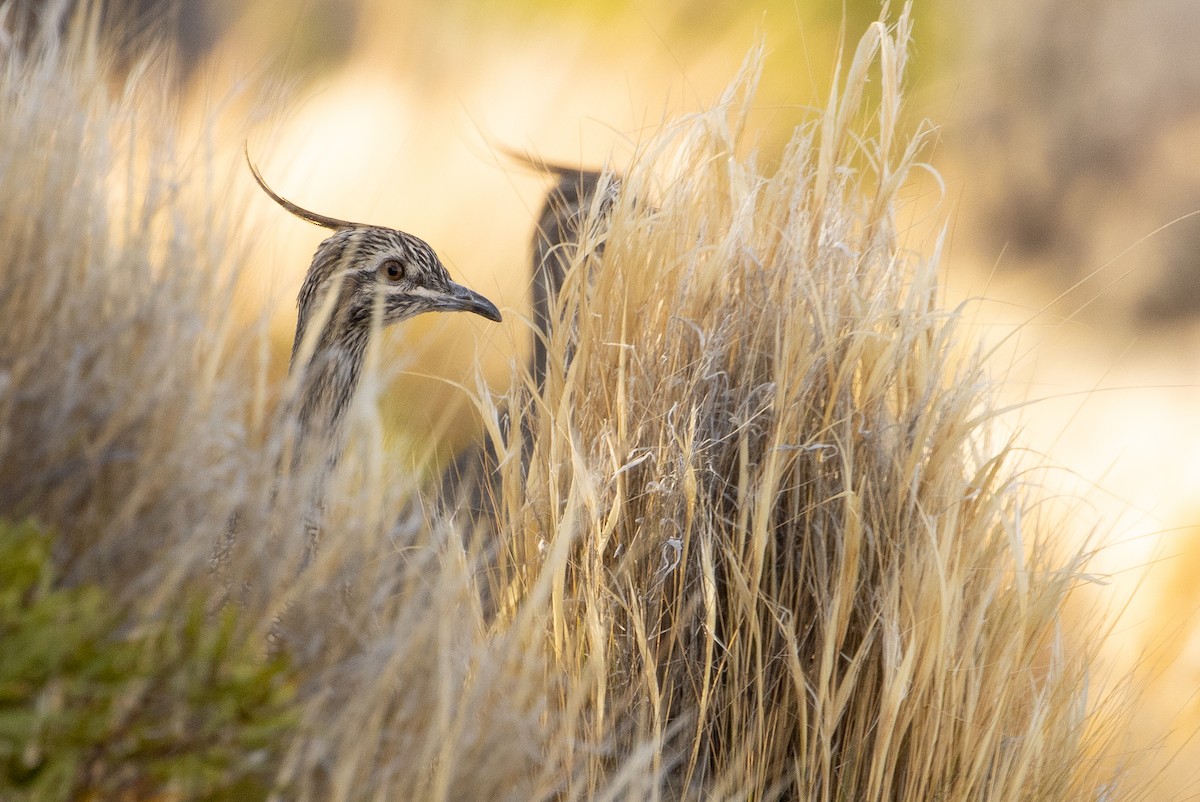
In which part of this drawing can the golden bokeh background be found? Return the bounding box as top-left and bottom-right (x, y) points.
(104, 0), (1200, 791)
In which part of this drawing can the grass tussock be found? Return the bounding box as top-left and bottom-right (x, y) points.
(0, 3), (1142, 800)
(478, 14), (1134, 798)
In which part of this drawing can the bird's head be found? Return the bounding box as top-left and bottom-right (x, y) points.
(298, 226), (503, 333)
(248, 156), (502, 353)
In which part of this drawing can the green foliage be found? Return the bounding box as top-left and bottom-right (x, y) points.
(0, 519), (296, 801)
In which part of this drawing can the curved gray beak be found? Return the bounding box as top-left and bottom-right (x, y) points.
(444, 281), (502, 322)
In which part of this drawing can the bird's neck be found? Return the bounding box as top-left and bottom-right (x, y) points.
(290, 322), (371, 468)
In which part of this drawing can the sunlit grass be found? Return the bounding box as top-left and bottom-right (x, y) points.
(0, 3), (1159, 799)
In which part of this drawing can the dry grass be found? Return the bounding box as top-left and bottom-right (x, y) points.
(0, 3), (1149, 800)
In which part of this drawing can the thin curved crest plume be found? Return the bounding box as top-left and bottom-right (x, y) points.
(244, 145), (364, 231)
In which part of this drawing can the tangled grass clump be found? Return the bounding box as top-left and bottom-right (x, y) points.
(479, 13), (1133, 799)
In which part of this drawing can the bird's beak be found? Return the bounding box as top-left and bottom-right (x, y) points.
(444, 281), (503, 322)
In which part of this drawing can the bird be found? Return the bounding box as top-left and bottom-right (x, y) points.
(440, 156), (617, 542)
(247, 157), (503, 562)
(526, 161), (616, 389)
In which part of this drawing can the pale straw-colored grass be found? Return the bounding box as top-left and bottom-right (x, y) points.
(0, 3), (1145, 799)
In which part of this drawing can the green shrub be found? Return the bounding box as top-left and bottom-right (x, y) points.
(0, 519), (296, 801)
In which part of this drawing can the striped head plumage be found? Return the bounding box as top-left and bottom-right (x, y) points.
(246, 156), (502, 367)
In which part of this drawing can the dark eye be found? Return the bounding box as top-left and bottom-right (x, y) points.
(379, 259), (406, 283)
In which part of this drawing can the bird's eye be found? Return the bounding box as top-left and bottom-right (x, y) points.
(379, 259), (406, 283)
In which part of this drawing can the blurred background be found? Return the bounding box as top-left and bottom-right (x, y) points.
(39, 0), (1200, 792)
